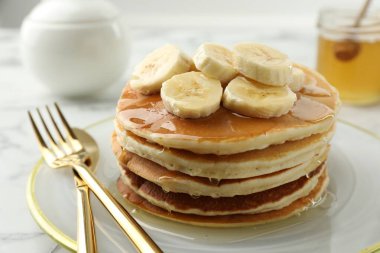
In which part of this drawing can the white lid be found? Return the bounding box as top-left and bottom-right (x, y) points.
(27, 0), (120, 23)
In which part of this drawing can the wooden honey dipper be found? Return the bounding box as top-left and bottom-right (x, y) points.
(334, 0), (372, 61)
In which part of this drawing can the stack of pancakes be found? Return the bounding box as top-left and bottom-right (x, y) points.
(113, 65), (340, 227)
(112, 39), (339, 227)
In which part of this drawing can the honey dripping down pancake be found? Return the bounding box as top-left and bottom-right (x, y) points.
(112, 42), (339, 227)
(114, 126), (334, 179)
(116, 64), (339, 155)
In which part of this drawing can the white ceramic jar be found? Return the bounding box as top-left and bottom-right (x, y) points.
(20, 0), (130, 96)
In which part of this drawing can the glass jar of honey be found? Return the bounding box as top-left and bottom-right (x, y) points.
(317, 9), (380, 105)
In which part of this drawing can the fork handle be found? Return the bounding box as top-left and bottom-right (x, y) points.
(72, 164), (163, 253)
(75, 174), (97, 253)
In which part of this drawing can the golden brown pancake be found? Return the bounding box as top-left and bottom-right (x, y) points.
(115, 66), (339, 155)
(114, 125), (334, 179)
(119, 164), (325, 216)
(117, 170), (329, 227)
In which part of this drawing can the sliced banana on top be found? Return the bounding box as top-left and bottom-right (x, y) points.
(223, 76), (297, 118)
(193, 43), (238, 85)
(161, 72), (223, 119)
(289, 67), (306, 92)
(233, 43), (293, 87)
(130, 44), (192, 95)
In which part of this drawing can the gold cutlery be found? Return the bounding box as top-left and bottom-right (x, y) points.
(29, 107), (97, 253)
(74, 171), (97, 253)
(71, 126), (101, 252)
(28, 103), (163, 253)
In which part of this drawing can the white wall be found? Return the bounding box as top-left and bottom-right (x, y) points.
(0, 0), (375, 28)
(112, 0), (363, 16)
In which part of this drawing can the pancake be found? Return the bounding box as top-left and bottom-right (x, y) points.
(119, 163), (325, 216)
(115, 126), (334, 179)
(118, 152), (327, 197)
(116, 66), (339, 155)
(114, 138), (329, 197)
(117, 169), (329, 227)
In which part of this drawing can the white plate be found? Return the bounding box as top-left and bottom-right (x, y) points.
(27, 118), (380, 253)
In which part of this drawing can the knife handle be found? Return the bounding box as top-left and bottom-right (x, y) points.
(75, 172), (97, 253)
(73, 164), (163, 253)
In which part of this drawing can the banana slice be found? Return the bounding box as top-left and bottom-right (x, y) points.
(233, 43), (292, 86)
(289, 67), (305, 92)
(193, 43), (237, 84)
(130, 44), (192, 95)
(223, 76), (297, 118)
(161, 72), (223, 119)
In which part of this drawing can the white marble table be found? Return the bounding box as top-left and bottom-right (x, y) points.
(1, 24), (380, 253)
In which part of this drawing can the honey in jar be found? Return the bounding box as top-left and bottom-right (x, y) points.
(316, 9), (380, 105)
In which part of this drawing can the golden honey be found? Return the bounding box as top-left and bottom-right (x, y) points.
(317, 9), (380, 105)
(317, 37), (380, 104)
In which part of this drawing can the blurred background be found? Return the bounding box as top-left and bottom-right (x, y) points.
(1, 0), (377, 28)
(2, 0), (379, 101)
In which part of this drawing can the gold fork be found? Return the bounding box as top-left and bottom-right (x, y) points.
(29, 106), (97, 253)
(28, 103), (163, 253)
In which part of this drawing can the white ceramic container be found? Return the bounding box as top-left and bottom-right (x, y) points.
(20, 0), (130, 96)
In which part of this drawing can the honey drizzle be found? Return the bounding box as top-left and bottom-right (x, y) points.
(117, 67), (337, 140)
(290, 95), (334, 123)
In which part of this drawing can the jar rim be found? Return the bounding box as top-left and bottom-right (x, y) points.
(318, 8), (380, 35)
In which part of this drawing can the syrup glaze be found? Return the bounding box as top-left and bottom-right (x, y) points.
(116, 66), (338, 141)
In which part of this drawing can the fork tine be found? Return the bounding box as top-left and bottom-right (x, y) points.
(28, 111), (55, 160)
(54, 103), (84, 151)
(46, 106), (65, 142)
(36, 108), (65, 158)
(46, 105), (73, 154)
(28, 111), (48, 149)
(54, 103), (78, 140)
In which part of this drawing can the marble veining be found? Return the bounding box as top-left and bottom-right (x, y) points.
(1, 25), (380, 252)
